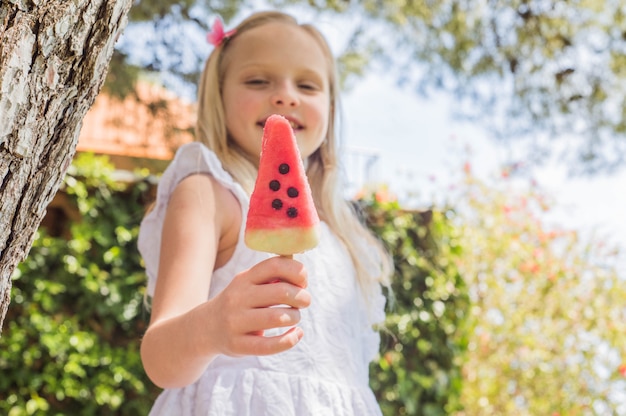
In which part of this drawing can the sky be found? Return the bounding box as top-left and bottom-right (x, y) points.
(339, 71), (626, 270)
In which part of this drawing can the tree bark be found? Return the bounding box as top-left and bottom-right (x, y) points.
(0, 0), (132, 333)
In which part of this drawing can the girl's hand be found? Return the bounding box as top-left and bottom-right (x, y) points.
(209, 255), (311, 357)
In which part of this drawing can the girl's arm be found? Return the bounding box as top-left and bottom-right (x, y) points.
(140, 174), (310, 389)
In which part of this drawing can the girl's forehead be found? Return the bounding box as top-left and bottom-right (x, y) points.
(225, 22), (329, 72)
(239, 21), (317, 45)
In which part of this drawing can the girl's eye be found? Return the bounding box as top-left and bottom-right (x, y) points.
(299, 83), (318, 91)
(245, 79), (268, 86)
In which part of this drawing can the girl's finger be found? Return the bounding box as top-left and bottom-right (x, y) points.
(248, 281), (311, 309)
(240, 306), (302, 333)
(240, 326), (304, 356)
(245, 256), (308, 288)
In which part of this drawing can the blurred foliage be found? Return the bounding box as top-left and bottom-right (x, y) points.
(3, 154), (467, 414)
(6, 152), (625, 414)
(107, 0), (626, 173)
(0, 150), (626, 416)
(100, 51), (143, 100)
(361, 195), (470, 415)
(453, 164), (626, 414)
(0, 154), (159, 415)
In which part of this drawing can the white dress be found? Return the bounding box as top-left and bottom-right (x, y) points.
(138, 142), (386, 416)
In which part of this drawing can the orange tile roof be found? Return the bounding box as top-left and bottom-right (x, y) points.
(77, 82), (195, 160)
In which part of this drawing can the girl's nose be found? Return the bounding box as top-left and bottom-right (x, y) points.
(271, 83), (299, 107)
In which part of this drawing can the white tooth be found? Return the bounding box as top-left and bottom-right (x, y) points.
(289, 121), (298, 129)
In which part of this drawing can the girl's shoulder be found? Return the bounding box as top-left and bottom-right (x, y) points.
(153, 142), (248, 208)
(168, 143), (242, 191)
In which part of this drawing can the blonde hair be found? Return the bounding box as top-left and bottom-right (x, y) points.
(196, 11), (392, 307)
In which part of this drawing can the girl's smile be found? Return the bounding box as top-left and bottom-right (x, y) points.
(257, 115), (303, 131)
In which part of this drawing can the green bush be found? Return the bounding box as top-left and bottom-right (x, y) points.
(362, 196), (470, 416)
(2, 155), (469, 415)
(1, 154), (159, 415)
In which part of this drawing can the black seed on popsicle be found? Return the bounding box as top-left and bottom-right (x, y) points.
(287, 187), (299, 198)
(272, 199), (283, 210)
(278, 163), (290, 174)
(286, 207), (298, 218)
(269, 180), (280, 191)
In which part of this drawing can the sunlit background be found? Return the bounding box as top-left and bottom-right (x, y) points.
(4, 1), (626, 414)
(340, 71), (626, 270)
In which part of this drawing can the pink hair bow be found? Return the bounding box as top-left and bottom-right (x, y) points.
(206, 17), (236, 47)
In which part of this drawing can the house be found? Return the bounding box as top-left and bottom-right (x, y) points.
(41, 82), (195, 236)
(76, 82), (196, 171)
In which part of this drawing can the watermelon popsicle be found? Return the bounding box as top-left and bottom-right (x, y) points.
(245, 114), (320, 257)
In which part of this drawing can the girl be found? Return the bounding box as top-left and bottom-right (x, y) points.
(138, 10), (392, 415)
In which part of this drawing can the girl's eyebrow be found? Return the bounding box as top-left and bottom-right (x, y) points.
(237, 59), (325, 73)
(299, 68), (325, 78)
(235, 65), (327, 84)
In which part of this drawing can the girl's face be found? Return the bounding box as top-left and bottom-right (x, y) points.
(221, 22), (331, 162)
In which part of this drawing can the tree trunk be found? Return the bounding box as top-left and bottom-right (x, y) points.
(0, 0), (132, 333)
